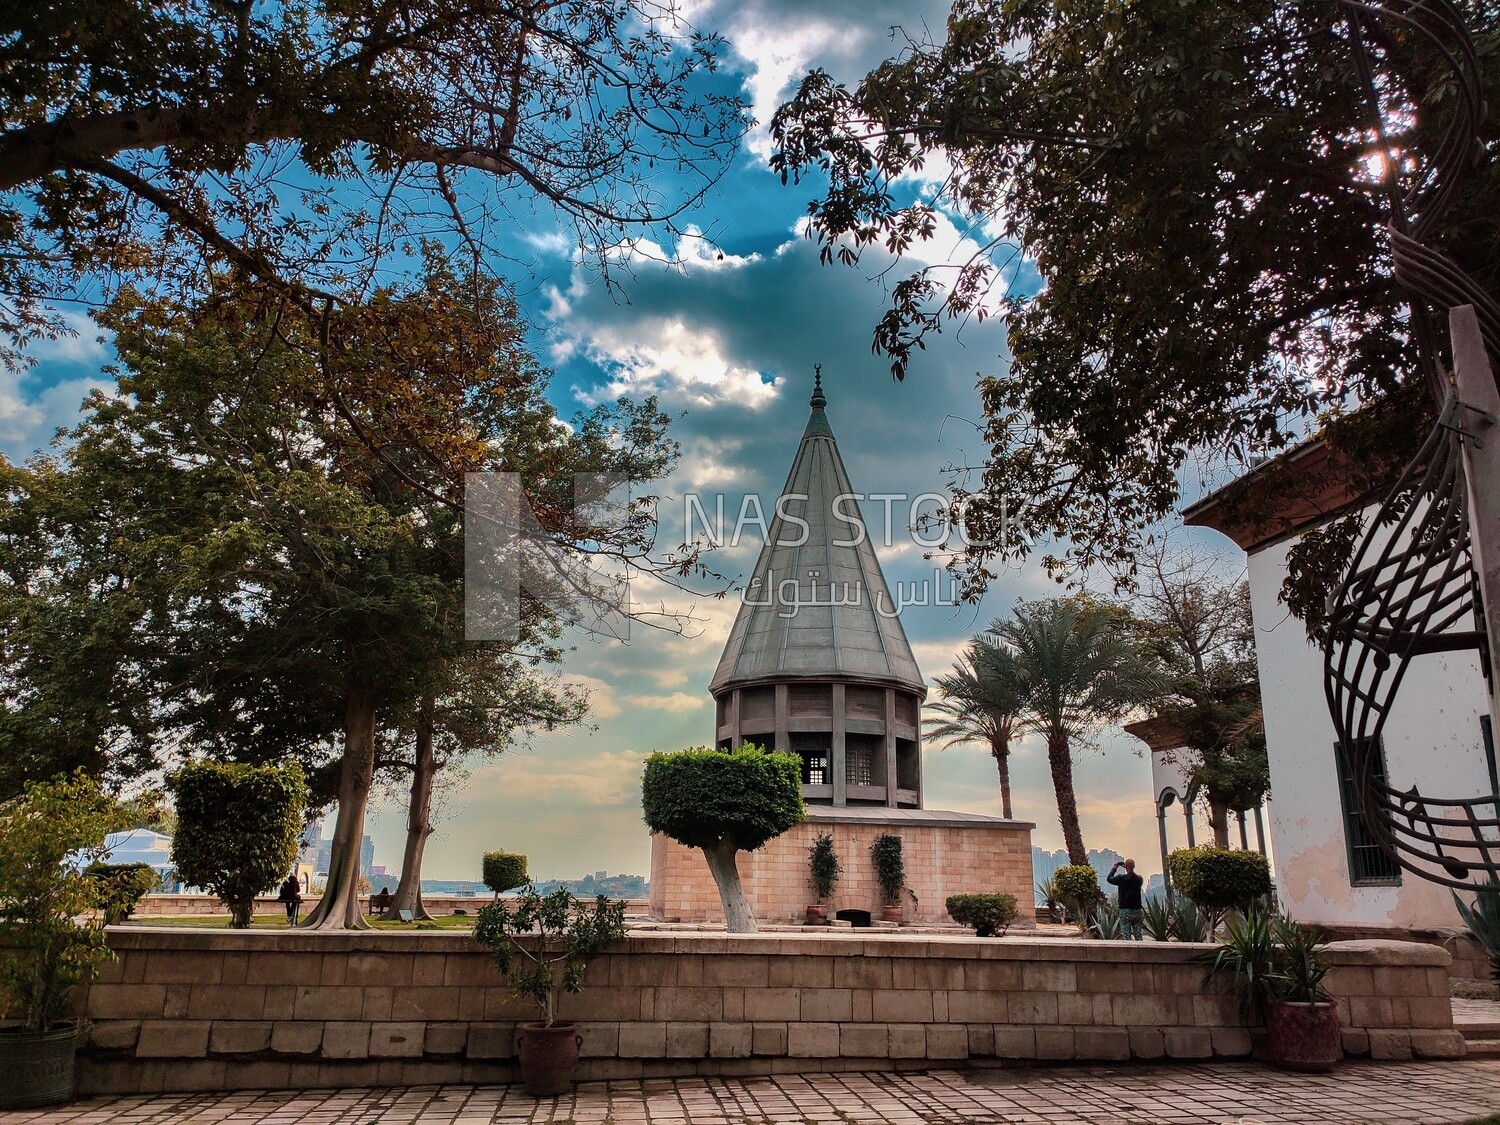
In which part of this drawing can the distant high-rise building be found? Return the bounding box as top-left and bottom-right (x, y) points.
(360, 835), (375, 878)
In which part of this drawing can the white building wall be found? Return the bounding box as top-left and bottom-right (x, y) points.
(1246, 510), (1495, 928)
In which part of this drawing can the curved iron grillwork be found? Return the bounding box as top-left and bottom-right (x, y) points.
(1323, 0), (1500, 889)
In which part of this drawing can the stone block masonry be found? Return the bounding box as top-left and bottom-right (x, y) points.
(649, 814), (1036, 926)
(78, 929), (1465, 1094)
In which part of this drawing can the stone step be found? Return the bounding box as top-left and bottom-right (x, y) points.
(1463, 1038), (1500, 1058)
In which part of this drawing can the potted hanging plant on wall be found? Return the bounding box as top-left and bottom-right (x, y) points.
(1198, 902), (1341, 1072)
(474, 884), (625, 1096)
(0, 773), (127, 1109)
(871, 833), (906, 923)
(807, 833), (840, 925)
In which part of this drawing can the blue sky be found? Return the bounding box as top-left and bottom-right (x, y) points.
(16, 0), (1242, 883)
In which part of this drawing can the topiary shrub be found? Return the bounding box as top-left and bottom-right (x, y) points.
(483, 852), (529, 898)
(809, 833), (840, 902)
(169, 762), (307, 927)
(642, 745), (804, 933)
(871, 833), (905, 905)
(86, 862), (159, 925)
(1168, 846), (1272, 930)
(1054, 864), (1101, 927)
(946, 893), (1018, 937)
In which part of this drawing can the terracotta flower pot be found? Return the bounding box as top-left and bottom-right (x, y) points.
(1266, 1000), (1342, 1072)
(0, 1022), (78, 1109)
(805, 904), (828, 925)
(880, 904), (904, 924)
(516, 1021), (582, 1096)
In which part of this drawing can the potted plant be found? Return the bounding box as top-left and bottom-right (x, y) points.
(871, 833), (905, 923)
(1266, 915), (1340, 1071)
(0, 773), (126, 1109)
(473, 883), (625, 1096)
(807, 833), (840, 924)
(1198, 903), (1341, 1072)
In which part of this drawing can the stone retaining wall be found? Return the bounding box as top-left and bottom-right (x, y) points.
(78, 929), (1464, 1094)
(129, 894), (652, 919)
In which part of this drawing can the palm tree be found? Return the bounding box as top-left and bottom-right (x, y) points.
(926, 642), (1024, 818)
(999, 597), (1163, 866)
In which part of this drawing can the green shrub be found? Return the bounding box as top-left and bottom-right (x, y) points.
(86, 862), (159, 925)
(169, 761), (306, 927)
(642, 745), (804, 933)
(1035, 875), (1062, 922)
(809, 833), (840, 902)
(1089, 898), (1121, 939)
(1141, 895), (1173, 941)
(1053, 864), (1101, 923)
(946, 893), (1018, 937)
(483, 852), (529, 897)
(871, 833), (905, 905)
(1167, 847), (1272, 916)
(1453, 883), (1500, 984)
(0, 772), (127, 1030)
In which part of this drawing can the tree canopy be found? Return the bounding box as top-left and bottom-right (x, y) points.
(1, 0), (745, 365)
(772, 0), (1500, 583)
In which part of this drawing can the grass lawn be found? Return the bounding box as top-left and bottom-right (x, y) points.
(121, 913), (477, 931)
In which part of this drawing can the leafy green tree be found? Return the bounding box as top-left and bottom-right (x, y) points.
(925, 640), (1023, 818)
(997, 598), (1162, 865)
(169, 762), (308, 927)
(483, 852), (530, 898)
(771, 0), (1500, 585)
(641, 745), (805, 934)
(0, 0), (744, 366)
(0, 262), (683, 928)
(1131, 543), (1269, 847)
(0, 772), (127, 1031)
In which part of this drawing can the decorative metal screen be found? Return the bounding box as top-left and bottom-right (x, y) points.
(1322, 0), (1500, 889)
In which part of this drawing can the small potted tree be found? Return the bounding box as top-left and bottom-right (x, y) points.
(0, 773), (126, 1109)
(807, 833), (840, 924)
(1198, 903), (1341, 1072)
(474, 885), (625, 1096)
(871, 833), (905, 923)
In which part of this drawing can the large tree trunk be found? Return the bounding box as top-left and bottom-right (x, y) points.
(384, 696), (437, 922)
(700, 837), (756, 933)
(1047, 729), (1088, 866)
(991, 735), (1013, 820)
(1209, 800), (1231, 849)
(302, 687), (377, 930)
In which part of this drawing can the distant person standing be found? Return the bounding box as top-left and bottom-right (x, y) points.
(1108, 858), (1144, 940)
(277, 873), (303, 926)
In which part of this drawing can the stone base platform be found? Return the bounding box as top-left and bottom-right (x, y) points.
(77, 928), (1463, 1094)
(649, 808), (1035, 927)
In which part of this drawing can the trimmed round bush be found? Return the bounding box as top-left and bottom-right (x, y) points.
(482, 852), (529, 896)
(946, 893), (1019, 937)
(1167, 846), (1272, 913)
(642, 745), (804, 933)
(86, 862), (160, 924)
(642, 745), (804, 851)
(1054, 864), (1101, 920)
(169, 761), (306, 927)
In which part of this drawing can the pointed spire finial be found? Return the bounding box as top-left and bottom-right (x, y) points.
(810, 364), (826, 410)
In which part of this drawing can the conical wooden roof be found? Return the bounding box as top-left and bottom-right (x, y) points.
(710, 373), (926, 695)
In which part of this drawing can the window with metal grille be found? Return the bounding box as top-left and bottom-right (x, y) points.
(1334, 739), (1401, 885)
(791, 733), (830, 786)
(847, 747), (873, 786)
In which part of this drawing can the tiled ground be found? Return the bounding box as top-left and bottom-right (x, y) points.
(4, 1061), (1499, 1125)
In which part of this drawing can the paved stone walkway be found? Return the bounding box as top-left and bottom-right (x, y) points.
(4, 1060), (1499, 1125)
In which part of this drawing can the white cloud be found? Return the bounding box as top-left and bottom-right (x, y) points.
(628, 691), (706, 714)
(474, 748), (649, 809)
(566, 675), (622, 719)
(570, 317), (780, 410)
